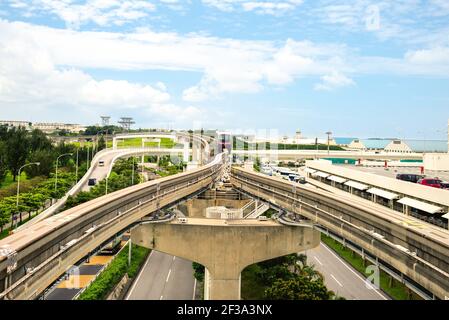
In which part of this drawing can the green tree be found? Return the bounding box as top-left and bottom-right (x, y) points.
(0, 201), (13, 233)
(264, 273), (333, 300)
(29, 129), (52, 151)
(0, 141), (8, 183)
(97, 135), (106, 151)
(192, 262), (205, 282)
(5, 127), (30, 181)
(25, 149), (55, 178)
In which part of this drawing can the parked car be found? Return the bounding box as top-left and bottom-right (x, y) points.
(440, 181), (449, 190)
(417, 178), (442, 188)
(396, 174), (425, 183)
(88, 178), (97, 186)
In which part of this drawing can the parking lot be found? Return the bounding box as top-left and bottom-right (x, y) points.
(337, 165), (449, 183)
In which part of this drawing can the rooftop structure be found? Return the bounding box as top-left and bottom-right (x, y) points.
(0, 120), (85, 133)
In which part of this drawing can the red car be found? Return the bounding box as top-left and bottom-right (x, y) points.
(417, 178), (442, 188)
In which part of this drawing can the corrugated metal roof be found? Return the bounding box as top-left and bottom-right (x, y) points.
(313, 171), (330, 178)
(344, 180), (369, 191)
(397, 197), (443, 214)
(367, 188), (399, 200)
(327, 175), (347, 184)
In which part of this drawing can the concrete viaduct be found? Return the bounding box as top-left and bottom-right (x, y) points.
(131, 218), (319, 300)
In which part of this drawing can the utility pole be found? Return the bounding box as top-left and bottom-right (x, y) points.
(14, 162), (40, 231)
(326, 131), (332, 155)
(87, 145), (90, 168)
(131, 157), (135, 185)
(55, 153), (73, 193)
(75, 148), (79, 183)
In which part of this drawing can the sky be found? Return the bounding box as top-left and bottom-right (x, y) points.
(0, 0), (448, 139)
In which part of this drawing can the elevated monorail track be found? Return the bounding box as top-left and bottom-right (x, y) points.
(0, 154), (226, 300)
(231, 167), (449, 299)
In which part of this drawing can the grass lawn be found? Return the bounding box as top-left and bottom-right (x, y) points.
(115, 137), (176, 148)
(321, 234), (421, 300)
(0, 171), (27, 189)
(78, 244), (150, 300)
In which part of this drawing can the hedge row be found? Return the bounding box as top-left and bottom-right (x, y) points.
(78, 244), (150, 300)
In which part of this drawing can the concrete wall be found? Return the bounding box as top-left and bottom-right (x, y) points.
(178, 199), (251, 218)
(424, 153), (449, 172)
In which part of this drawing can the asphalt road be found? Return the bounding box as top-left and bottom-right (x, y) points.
(81, 151), (117, 192)
(306, 243), (389, 300)
(125, 251), (195, 300)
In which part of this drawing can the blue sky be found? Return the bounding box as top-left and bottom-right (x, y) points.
(0, 0), (448, 139)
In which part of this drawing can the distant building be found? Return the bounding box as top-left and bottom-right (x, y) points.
(384, 140), (413, 153)
(348, 137), (448, 154)
(0, 120), (85, 134)
(423, 119), (449, 171)
(247, 129), (336, 146)
(347, 139), (390, 151)
(32, 122), (86, 134)
(0, 120), (32, 129)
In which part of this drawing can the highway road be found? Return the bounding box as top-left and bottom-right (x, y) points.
(125, 244), (389, 301)
(125, 251), (195, 300)
(306, 243), (389, 300)
(81, 150), (117, 192)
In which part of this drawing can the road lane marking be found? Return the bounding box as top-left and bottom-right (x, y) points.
(160, 296), (163, 300)
(173, 256), (176, 261)
(322, 244), (388, 300)
(166, 269), (172, 282)
(314, 256), (323, 266)
(125, 249), (154, 300)
(331, 274), (343, 287)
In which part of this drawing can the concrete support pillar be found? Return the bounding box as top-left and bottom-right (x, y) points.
(183, 138), (190, 163)
(131, 218), (320, 300)
(112, 138), (117, 150)
(205, 268), (241, 300)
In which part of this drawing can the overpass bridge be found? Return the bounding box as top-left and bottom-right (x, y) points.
(16, 132), (212, 231)
(0, 153), (225, 300)
(2, 152), (449, 300)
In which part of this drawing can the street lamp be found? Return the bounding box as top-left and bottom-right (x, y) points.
(94, 129), (108, 154)
(325, 131), (333, 155)
(75, 148), (79, 183)
(14, 162), (40, 230)
(131, 157), (135, 185)
(55, 153), (73, 194)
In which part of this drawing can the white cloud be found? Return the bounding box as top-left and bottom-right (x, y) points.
(314, 71), (355, 91)
(1, 18), (449, 111)
(405, 47), (449, 65)
(202, 0), (303, 15)
(0, 20), (205, 126)
(7, 0), (157, 29)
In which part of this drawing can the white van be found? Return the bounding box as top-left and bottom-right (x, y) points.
(178, 217), (188, 224)
(258, 216), (268, 221)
